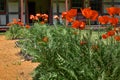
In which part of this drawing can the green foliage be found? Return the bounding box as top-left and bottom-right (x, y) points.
(5, 25), (29, 39)
(18, 23), (120, 80)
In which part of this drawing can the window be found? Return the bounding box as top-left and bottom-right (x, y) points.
(0, 0), (5, 13)
(90, 0), (102, 13)
(72, 0), (83, 9)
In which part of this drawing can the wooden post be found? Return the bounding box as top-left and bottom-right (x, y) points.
(20, 0), (24, 22)
(65, 0), (68, 26)
(49, 0), (53, 25)
(56, 0), (60, 24)
(6, 0), (9, 24)
(25, 0), (29, 24)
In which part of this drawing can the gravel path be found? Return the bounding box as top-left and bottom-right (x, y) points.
(0, 35), (38, 80)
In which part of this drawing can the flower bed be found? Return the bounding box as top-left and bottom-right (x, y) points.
(5, 7), (120, 80)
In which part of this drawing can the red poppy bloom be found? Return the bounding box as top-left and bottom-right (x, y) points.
(117, 8), (120, 15)
(81, 7), (92, 19)
(36, 13), (41, 17)
(114, 36), (120, 41)
(42, 37), (48, 42)
(34, 16), (39, 20)
(72, 20), (86, 30)
(90, 10), (99, 21)
(30, 15), (34, 20)
(12, 18), (17, 24)
(41, 14), (48, 20)
(79, 21), (86, 30)
(17, 21), (24, 26)
(67, 9), (77, 18)
(109, 17), (119, 26)
(106, 7), (120, 16)
(72, 20), (80, 28)
(102, 34), (108, 39)
(44, 18), (48, 22)
(62, 12), (67, 19)
(98, 16), (110, 24)
(66, 16), (74, 22)
(81, 7), (98, 21)
(25, 24), (30, 29)
(107, 30), (115, 36)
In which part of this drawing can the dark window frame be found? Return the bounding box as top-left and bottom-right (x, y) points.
(71, 0), (84, 9)
(0, 0), (6, 14)
(90, 0), (102, 13)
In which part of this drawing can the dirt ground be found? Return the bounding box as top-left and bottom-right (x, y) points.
(0, 35), (39, 80)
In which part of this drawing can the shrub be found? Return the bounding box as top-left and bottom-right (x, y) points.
(18, 7), (120, 80)
(18, 23), (120, 80)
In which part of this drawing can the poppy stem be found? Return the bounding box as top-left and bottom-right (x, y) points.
(88, 19), (91, 28)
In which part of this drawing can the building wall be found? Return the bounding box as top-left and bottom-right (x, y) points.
(8, 0), (19, 22)
(0, 0), (6, 26)
(52, 0), (71, 24)
(0, 15), (6, 25)
(0, 0), (27, 27)
(1, 0), (120, 26)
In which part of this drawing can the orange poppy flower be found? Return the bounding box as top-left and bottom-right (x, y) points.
(25, 24), (30, 29)
(61, 9), (77, 22)
(116, 8), (120, 15)
(114, 35), (120, 41)
(98, 16), (110, 24)
(30, 15), (34, 20)
(17, 21), (24, 26)
(67, 9), (77, 18)
(81, 7), (98, 21)
(102, 34), (108, 39)
(79, 21), (86, 30)
(42, 37), (48, 42)
(12, 18), (17, 24)
(40, 21), (45, 24)
(34, 16), (39, 20)
(72, 20), (80, 28)
(7, 23), (11, 26)
(90, 10), (99, 21)
(81, 7), (92, 19)
(36, 13), (41, 17)
(66, 16), (74, 22)
(80, 41), (87, 45)
(44, 18), (48, 23)
(62, 12), (67, 19)
(107, 30), (115, 36)
(106, 7), (119, 16)
(42, 14), (48, 19)
(109, 17), (119, 26)
(72, 20), (85, 30)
